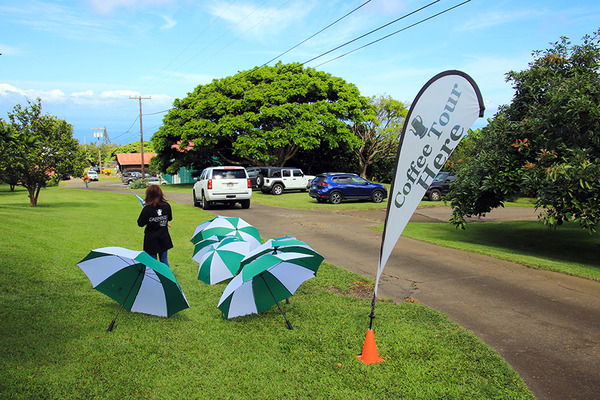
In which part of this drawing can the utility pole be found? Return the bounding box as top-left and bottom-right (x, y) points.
(92, 128), (103, 173)
(130, 95), (151, 176)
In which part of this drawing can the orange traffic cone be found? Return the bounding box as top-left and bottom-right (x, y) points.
(357, 329), (385, 364)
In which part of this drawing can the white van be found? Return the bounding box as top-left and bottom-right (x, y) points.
(193, 166), (252, 209)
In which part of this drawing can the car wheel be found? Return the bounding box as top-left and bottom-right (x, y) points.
(201, 193), (211, 210)
(371, 190), (384, 203)
(256, 175), (264, 188)
(329, 191), (342, 204)
(240, 199), (250, 209)
(193, 190), (200, 207)
(272, 183), (284, 195)
(428, 189), (442, 201)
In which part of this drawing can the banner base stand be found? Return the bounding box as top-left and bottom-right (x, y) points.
(357, 329), (385, 364)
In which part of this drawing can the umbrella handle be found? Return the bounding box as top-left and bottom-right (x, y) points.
(107, 269), (143, 332)
(107, 302), (125, 332)
(261, 275), (293, 330)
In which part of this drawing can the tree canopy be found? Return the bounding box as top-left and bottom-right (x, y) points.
(351, 95), (407, 178)
(450, 29), (600, 233)
(1, 99), (84, 206)
(152, 62), (371, 174)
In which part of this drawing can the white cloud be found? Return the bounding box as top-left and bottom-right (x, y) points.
(1, 1), (119, 43)
(88, 0), (177, 15)
(99, 90), (140, 99)
(0, 83), (26, 97)
(459, 9), (542, 31)
(208, 0), (316, 41)
(0, 44), (23, 56)
(72, 90), (95, 97)
(160, 15), (177, 30)
(0, 83), (173, 107)
(0, 84), (68, 102)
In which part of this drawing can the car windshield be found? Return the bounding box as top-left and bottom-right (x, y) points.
(434, 172), (450, 181)
(213, 169), (246, 179)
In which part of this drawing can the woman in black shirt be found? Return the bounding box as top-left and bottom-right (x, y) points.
(137, 185), (173, 266)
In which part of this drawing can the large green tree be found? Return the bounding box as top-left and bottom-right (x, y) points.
(4, 99), (84, 206)
(153, 62), (371, 173)
(351, 94), (407, 178)
(450, 30), (600, 233)
(0, 120), (21, 191)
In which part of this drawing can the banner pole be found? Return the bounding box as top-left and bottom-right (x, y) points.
(368, 292), (376, 330)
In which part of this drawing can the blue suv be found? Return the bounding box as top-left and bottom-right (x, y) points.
(309, 173), (387, 204)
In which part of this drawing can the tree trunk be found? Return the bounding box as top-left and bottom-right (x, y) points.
(358, 163), (368, 179)
(27, 185), (40, 207)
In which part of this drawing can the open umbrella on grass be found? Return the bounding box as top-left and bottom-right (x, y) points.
(191, 235), (230, 262)
(191, 216), (261, 250)
(217, 251), (324, 330)
(241, 236), (322, 268)
(77, 246), (190, 331)
(195, 236), (250, 285)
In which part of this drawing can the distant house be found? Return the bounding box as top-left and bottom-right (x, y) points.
(115, 153), (156, 174)
(161, 141), (197, 184)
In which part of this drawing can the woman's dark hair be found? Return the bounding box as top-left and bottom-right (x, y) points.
(144, 185), (167, 207)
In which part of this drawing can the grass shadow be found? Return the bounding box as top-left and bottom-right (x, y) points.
(404, 221), (600, 277)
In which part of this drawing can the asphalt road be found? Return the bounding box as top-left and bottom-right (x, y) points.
(80, 179), (600, 399)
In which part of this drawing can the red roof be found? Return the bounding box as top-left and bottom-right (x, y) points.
(171, 141), (194, 152)
(116, 153), (156, 166)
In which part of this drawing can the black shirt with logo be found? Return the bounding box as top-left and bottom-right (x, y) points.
(137, 203), (173, 255)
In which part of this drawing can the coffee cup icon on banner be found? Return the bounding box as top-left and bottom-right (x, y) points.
(409, 115), (428, 139)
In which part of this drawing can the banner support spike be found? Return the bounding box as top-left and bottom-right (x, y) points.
(368, 292), (376, 330)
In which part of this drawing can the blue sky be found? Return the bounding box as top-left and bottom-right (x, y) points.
(1, 0), (599, 145)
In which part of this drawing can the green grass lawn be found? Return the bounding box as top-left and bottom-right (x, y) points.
(0, 185), (533, 399)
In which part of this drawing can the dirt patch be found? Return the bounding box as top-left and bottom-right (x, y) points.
(328, 280), (375, 299)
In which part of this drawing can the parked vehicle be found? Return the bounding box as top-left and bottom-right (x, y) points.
(245, 167), (263, 189)
(193, 166), (252, 209)
(250, 167), (315, 195)
(147, 176), (168, 185)
(122, 172), (151, 185)
(86, 170), (99, 181)
(309, 173), (387, 204)
(424, 172), (456, 201)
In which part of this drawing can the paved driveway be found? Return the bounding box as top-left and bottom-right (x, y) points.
(78, 179), (600, 399)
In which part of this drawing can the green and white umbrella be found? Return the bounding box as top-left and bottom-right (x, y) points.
(191, 216), (261, 250)
(217, 251), (324, 329)
(77, 246), (190, 331)
(191, 235), (230, 262)
(195, 236), (250, 285)
(241, 236), (322, 268)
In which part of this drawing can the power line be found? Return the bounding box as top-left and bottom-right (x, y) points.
(186, 0), (293, 73)
(258, 0), (373, 68)
(142, 0), (271, 94)
(141, 0), (378, 117)
(141, 1), (369, 98)
(111, 116), (140, 141)
(313, 0), (471, 68)
(303, 0), (441, 65)
(136, 0), (469, 122)
(140, 0), (240, 93)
